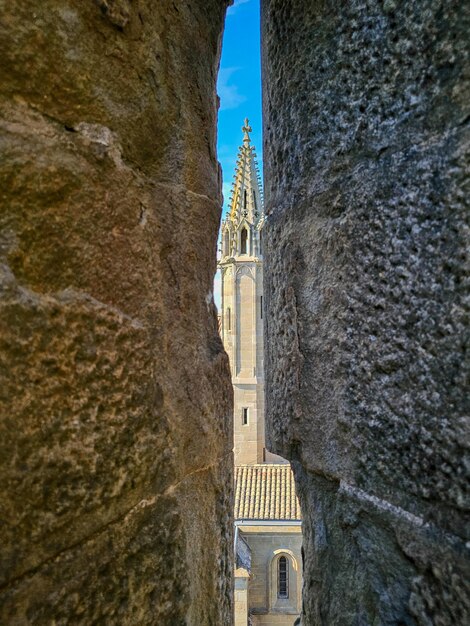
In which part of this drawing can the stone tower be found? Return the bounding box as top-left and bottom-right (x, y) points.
(221, 121), (301, 626)
(219, 119), (267, 465)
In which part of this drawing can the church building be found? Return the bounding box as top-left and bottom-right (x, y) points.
(218, 121), (302, 626)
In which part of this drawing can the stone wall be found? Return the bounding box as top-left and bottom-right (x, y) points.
(0, 1), (232, 624)
(261, 1), (469, 624)
(242, 526), (302, 623)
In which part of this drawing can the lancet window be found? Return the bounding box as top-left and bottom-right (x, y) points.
(278, 556), (289, 599)
(241, 228), (248, 254)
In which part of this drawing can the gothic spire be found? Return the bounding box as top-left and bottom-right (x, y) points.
(228, 118), (263, 226)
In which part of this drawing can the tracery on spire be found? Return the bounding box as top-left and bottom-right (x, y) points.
(225, 119), (263, 228)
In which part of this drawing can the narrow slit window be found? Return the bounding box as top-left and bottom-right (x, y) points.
(226, 307), (231, 331)
(244, 189), (247, 212)
(260, 295), (263, 319)
(241, 228), (248, 254)
(259, 229), (263, 255)
(278, 556), (289, 599)
(242, 407), (248, 425)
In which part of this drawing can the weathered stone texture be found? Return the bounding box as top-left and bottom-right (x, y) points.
(0, 1), (232, 624)
(262, 0), (469, 623)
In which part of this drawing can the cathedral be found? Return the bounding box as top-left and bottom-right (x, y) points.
(218, 121), (302, 626)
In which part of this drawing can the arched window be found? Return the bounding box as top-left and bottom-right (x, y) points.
(278, 556), (289, 599)
(241, 228), (248, 254)
(226, 307), (231, 331)
(224, 230), (230, 256)
(269, 550), (299, 611)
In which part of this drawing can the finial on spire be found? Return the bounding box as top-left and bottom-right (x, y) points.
(242, 117), (252, 143)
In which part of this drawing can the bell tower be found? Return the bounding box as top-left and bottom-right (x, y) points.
(219, 119), (266, 465)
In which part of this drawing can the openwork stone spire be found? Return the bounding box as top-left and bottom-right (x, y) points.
(227, 118), (263, 228)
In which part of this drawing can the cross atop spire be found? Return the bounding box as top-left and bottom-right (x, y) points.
(242, 118), (252, 143)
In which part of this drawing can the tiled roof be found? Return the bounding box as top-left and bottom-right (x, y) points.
(234, 464), (302, 521)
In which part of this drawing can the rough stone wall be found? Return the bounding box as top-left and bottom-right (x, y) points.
(0, 1), (233, 624)
(261, 1), (469, 624)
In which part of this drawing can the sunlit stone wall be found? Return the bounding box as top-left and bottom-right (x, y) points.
(0, 1), (233, 623)
(262, 0), (469, 623)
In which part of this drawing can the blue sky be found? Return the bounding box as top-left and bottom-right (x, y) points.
(214, 0), (261, 309)
(217, 0), (262, 217)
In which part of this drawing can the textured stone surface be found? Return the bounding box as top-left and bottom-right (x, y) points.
(0, 1), (232, 624)
(262, 0), (469, 623)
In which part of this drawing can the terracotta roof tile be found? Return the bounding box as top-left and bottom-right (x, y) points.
(234, 464), (302, 521)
